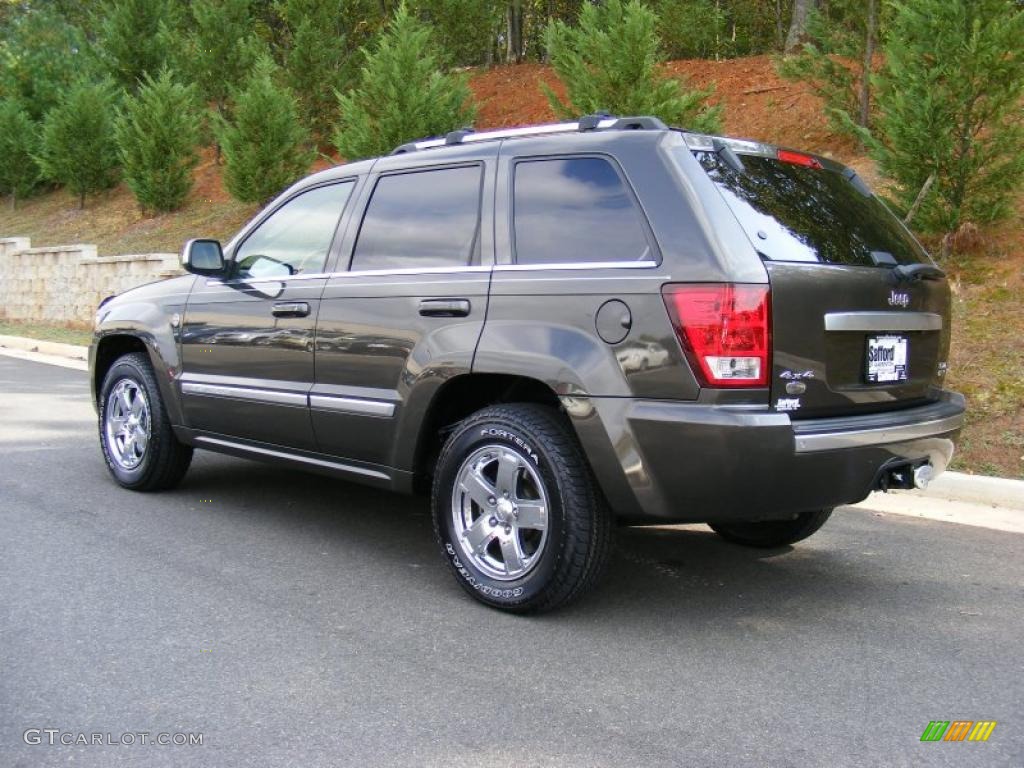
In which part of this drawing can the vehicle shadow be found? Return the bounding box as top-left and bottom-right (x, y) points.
(175, 451), (919, 633)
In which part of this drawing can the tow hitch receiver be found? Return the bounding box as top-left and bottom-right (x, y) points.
(876, 461), (934, 492)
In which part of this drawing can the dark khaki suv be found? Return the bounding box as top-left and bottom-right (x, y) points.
(91, 116), (965, 612)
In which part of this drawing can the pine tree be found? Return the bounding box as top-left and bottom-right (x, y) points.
(96, 0), (181, 91)
(216, 57), (314, 204)
(0, 7), (90, 122)
(183, 0), (263, 123)
(653, 0), (728, 60)
(333, 2), (476, 161)
(0, 97), (39, 209)
(410, 0), (504, 67)
(862, 0), (1024, 234)
(278, 0), (348, 140)
(115, 70), (201, 213)
(37, 80), (120, 209)
(543, 0), (722, 132)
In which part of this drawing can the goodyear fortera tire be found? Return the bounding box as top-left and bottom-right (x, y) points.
(709, 508), (834, 548)
(432, 404), (612, 613)
(98, 352), (193, 491)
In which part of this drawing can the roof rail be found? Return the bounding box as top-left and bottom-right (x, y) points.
(390, 114), (668, 154)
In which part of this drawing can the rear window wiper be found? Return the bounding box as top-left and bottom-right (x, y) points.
(712, 138), (745, 174)
(892, 263), (946, 282)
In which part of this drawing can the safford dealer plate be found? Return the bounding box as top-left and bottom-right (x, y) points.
(866, 335), (909, 384)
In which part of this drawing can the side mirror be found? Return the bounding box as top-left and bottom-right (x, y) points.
(181, 238), (226, 276)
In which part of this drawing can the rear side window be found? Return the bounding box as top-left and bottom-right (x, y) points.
(513, 157), (652, 265)
(351, 165), (482, 271)
(693, 150), (928, 267)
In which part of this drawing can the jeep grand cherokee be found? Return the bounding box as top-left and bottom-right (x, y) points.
(91, 116), (965, 612)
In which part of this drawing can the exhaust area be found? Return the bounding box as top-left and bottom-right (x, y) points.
(876, 460), (934, 492)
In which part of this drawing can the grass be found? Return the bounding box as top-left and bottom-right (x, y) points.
(0, 151), (257, 255)
(0, 320), (93, 346)
(938, 211), (1024, 479)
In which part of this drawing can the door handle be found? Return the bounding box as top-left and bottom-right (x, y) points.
(271, 301), (311, 318)
(419, 298), (471, 317)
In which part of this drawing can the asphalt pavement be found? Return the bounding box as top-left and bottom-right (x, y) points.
(1, 354), (1021, 767)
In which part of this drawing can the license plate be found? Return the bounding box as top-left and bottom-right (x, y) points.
(866, 335), (909, 384)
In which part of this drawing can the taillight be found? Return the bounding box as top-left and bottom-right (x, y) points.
(661, 283), (771, 388)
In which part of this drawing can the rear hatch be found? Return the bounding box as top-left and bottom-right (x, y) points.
(688, 136), (951, 418)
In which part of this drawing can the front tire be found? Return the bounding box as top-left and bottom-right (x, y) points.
(709, 508), (834, 548)
(432, 404), (612, 613)
(98, 352), (192, 491)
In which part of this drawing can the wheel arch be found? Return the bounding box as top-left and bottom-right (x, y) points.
(92, 332), (184, 426)
(406, 373), (561, 493)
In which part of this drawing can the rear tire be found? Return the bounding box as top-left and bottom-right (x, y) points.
(432, 404), (612, 613)
(709, 508), (834, 548)
(98, 352), (192, 491)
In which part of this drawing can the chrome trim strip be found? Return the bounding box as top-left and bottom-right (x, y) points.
(824, 312), (942, 332)
(208, 259), (658, 286)
(337, 265), (491, 279)
(194, 436), (390, 480)
(494, 260), (659, 272)
(794, 412), (964, 453)
(207, 272), (331, 286)
(210, 265), (492, 286)
(181, 382), (307, 407)
(309, 394), (396, 417)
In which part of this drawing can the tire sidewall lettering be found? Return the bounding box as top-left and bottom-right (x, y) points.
(435, 419), (562, 606)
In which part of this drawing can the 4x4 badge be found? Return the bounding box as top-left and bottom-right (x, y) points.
(889, 290), (910, 307)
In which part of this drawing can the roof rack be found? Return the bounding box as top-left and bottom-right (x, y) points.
(391, 114), (668, 154)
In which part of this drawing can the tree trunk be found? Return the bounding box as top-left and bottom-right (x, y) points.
(505, 4), (513, 63)
(904, 173), (935, 227)
(79, 190), (85, 210)
(785, 0), (817, 53)
(510, 0), (523, 63)
(775, 0), (785, 51)
(859, 0), (877, 130)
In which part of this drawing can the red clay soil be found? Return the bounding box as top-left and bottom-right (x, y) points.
(191, 147), (232, 205)
(468, 55), (860, 160)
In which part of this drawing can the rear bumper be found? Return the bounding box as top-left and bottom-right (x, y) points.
(566, 390), (965, 523)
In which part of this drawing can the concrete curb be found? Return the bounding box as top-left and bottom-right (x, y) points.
(911, 471), (1024, 510)
(0, 332), (1021, 510)
(0, 334), (88, 361)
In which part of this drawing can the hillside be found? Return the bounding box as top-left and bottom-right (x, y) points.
(0, 55), (861, 255)
(1, 56), (1020, 478)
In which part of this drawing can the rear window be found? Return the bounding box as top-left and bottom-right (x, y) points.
(693, 150), (928, 267)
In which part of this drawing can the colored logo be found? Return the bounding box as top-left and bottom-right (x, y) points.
(921, 721), (997, 742)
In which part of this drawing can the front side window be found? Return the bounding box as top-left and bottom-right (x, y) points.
(235, 182), (354, 279)
(513, 157), (652, 265)
(351, 165), (482, 271)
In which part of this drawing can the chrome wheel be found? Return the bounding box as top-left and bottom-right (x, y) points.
(451, 443), (550, 581)
(104, 378), (151, 470)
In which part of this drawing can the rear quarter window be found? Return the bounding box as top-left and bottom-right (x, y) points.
(692, 150), (929, 267)
(512, 156), (653, 265)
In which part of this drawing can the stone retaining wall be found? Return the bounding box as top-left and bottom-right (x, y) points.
(0, 238), (183, 327)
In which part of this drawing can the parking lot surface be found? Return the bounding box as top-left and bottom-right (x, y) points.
(1, 355), (1020, 767)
